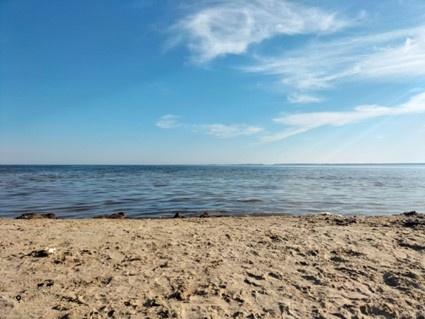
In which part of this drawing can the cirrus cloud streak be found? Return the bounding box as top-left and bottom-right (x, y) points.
(246, 26), (425, 91)
(262, 91), (425, 142)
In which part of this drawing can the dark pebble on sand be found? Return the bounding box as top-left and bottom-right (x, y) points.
(403, 219), (425, 228)
(144, 299), (161, 307)
(403, 211), (418, 216)
(94, 212), (126, 219)
(16, 213), (57, 219)
(31, 250), (50, 258)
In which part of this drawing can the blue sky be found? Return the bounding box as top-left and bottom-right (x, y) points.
(1, 0), (424, 164)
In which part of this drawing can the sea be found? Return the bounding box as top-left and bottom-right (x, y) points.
(0, 164), (424, 218)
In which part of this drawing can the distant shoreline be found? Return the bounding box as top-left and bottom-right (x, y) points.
(1, 163), (425, 166)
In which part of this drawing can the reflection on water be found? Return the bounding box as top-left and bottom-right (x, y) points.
(0, 164), (424, 218)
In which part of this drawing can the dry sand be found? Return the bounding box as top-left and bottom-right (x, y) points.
(0, 214), (424, 319)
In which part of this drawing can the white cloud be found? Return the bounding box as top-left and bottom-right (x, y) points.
(262, 91), (425, 142)
(171, 0), (351, 62)
(246, 26), (425, 90)
(287, 93), (323, 104)
(260, 127), (312, 143)
(156, 115), (263, 138)
(196, 124), (264, 138)
(359, 34), (425, 78)
(156, 114), (182, 129)
(170, 1), (425, 100)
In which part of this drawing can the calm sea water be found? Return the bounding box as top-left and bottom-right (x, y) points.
(0, 165), (424, 218)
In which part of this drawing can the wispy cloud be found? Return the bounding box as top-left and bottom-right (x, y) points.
(170, 0), (351, 63)
(156, 115), (263, 139)
(287, 93), (323, 104)
(170, 1), (425, 98)
(246, 26), (425, 90)
(195, 124), (263, 138)
(262, 91), (425, 142)
(156, 114), (183, 129)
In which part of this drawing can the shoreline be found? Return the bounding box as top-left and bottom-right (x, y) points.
(7, 210), (424, 220)
(1, 214), (424, 318)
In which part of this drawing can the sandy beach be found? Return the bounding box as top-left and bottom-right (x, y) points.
(1, 213), (424, 319)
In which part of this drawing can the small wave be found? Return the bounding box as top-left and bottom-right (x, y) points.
(169, 198), (192, 202)
(153, 182), (169, 187)
(104, 200), (128, 206)
(60, 205), (94, 212)
(236, 199), (263, 203)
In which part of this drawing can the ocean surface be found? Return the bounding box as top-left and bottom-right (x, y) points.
(0, 164), (424, 218)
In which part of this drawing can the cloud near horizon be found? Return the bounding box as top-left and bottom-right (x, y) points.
(171, 0), (351, 63)
(287, 93), (323, 104)
(155, 114), (183, 129)
(156, 115), (263, 139)
(195, 124), (264, 138)
(157, 91), (425, 143)
(262, 91), (425, 142)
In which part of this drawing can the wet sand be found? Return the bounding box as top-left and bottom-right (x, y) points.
(1, 214), (424, 318)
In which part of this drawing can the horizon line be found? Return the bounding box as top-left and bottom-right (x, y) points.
(1, 163), (424, 166)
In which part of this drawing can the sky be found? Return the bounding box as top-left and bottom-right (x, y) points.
(1, 0), (425, 164)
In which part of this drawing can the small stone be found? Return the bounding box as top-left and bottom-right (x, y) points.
(31, 249), (49, 258)
(16, 213), (57, 219)
(403, 211), (418, 216)
(144, 299), (160, 307)
(94, 212), (126, 219)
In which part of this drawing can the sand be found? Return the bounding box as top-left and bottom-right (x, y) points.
(0, 214), (424, 319)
